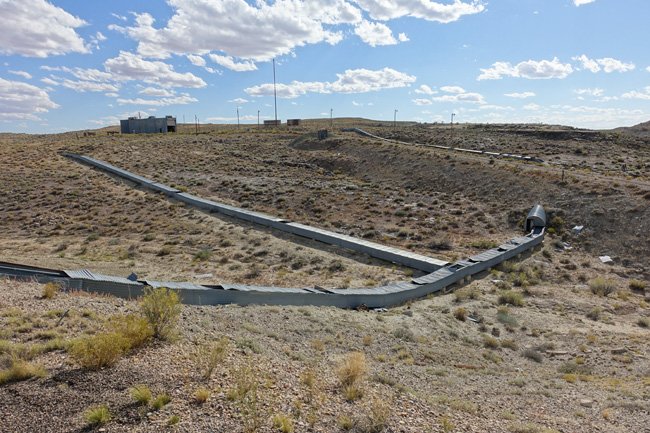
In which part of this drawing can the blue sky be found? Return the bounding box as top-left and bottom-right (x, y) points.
(1, 0), (649, 132)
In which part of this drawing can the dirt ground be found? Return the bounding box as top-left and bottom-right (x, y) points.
(0, 249), (648, 432)
(0, 119), (649, 432)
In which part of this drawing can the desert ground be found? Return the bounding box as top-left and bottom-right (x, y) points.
(0, 119), (648, 432)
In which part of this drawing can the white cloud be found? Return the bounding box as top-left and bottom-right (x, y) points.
(574, 88), (604, 97)
(109, 0), (480, 62)
(59, 79), (119, 93)
(412, 98), (433, 105)
(139, 87), (175, 97)
(9, 70), (32, 80)
(354, 0), (486, 23)
(573, 54), (600, 72)
(573, 54), (635, 73)
(0, 78), (58, 120)
(354, 20), (398, 47)
(647, 66), (650, 73)
(245, 67), (415, 98)
(187, 54), (206, 67)
(208, 54), (257, 72)
(523, 103), (541, 111)
(433, 92), (485, 104)
(104, 51), (206, 88)
(117, 94), (198, 106)
(110, 1), (346, 61)
(414, 84), (437, 95)
(478, 57), (573, 80)
(229, 98), (249, 104)
(504, 91), (535, 99)
(622, 86), (650, 101)
(596, 57), (635, 73)
(573, 0), (596, 6)
(440, 85), (465, 94)
(0, 0), (87, 57)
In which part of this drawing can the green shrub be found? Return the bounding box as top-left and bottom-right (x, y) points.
(130, 384), (152, 406)
(167, 415), (180, 426)
(589, 277), (617, 297)
(498, 291), (524, 307)
(140, 287), (182, 340)
(483, 335), (500, 349)
(108, 314), (153, 349)
(272, 413), (294, 433)
(194, 387), (210, 404)
(496, 306), (518, 326)
(522, 349), (543, 363)
(197, 337), (229, 380)
(152, 393), (171, 410)
(85, 405), (111, 426)
(69, 332), (130, 369)
(194, 249), (212, 261)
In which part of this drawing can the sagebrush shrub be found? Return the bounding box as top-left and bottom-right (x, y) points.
(140, 287), (181, 340)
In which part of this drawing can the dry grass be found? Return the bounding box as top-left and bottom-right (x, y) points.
(69, 332), (130, 369)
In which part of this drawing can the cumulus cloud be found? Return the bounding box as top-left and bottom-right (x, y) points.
(354, 0), (486, 23)
(245, 67), (415, 98)
(354, 21), (399, 47)
(478, 57), (573, 80)
(504, 91), (535, 98)
(104, 51), (206, 88)
(415, 85), (485, 104)
(573, 54), (635, 73)
(109, 1), (346, 61)
(0, 78), (59, 120)
(573, 0), (596, 5)
(229, 98), (249, 104)
(208, 54), (257, 72)
(139, 87), (175, 97)
(414, 84), (437, 95)
(109, 0), (481, 60)
(187, 54), (206, 67)
(0, 0), (87, 57)
(440, 85), (465, 93)
(9, 70), (32, 80)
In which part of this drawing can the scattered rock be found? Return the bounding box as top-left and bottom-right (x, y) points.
(580, 399), (595, 408)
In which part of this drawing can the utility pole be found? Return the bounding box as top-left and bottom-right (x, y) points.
(393, 109), (398, 129)
(330, 108), (333, 128)
(194, 114), (198, 135)
(450, 113), (456, 126)
(257, 110), (260, 128)
(273, 58), (278, 125)
(237, 106), (240, 129)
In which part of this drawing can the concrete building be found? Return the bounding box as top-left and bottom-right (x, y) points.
(120, 116), (177, 134)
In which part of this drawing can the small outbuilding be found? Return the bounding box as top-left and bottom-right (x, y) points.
(120, 116), (176, 134)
